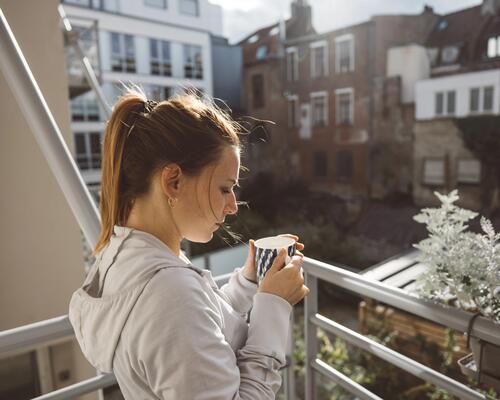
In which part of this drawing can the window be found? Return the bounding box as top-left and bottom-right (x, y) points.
(457, 159), (481, 184)
(313, 151), (328, 178)
(147, 84), (172, 101)
(256, 45), (268, 60)
(441, 46), (459, 64)
(310, 92), (328, 127)
(336, 150), (353, 182)
(470, 86), (495, 113)
(286, 47), (299, 81)
(435, 91), (455, 116)
(422, 158), (445, 185)
(287, 95), (299, 128)
(310, 41), (328, 78)
(183, 44), (203, 79)
(110, 33), (136, 73)
(247, 34), (259, 44)
(145, 0), (166, 8)
(75, 132), (102, 170)
(150, 39), (171, 76)
(251, 74), (264, 109)
(179, 0), (199, 16)
(336, 88), (354, 125)
(487, 36), (500, 58)
(335, 34), (354, 73)
(71, 94), (100, 121)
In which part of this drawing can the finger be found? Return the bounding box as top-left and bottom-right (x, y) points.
(269, 249), (287, 273)
(278, 234), (299, 241)
(295, 250), (304, 257)
(296, 242), (305, 250)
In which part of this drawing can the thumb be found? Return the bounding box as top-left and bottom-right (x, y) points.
(268, 249), (287, 274)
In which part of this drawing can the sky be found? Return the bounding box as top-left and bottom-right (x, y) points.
(210, 0), (482, 44)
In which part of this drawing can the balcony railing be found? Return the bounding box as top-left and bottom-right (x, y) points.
(2, 257), (500, 399)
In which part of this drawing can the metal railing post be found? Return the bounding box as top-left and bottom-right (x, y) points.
(304, 271), (318, 400)
(283, 309), (296, 400)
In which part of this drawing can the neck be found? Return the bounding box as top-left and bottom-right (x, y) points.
(124, 199), (181, 257)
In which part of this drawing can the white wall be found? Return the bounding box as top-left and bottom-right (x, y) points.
(415, 68), (500, 120)
(387, 44), (430, 104)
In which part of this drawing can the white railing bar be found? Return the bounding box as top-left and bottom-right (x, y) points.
(32, 373), (116, 400)
(311, 313), (487, 400)
(58, 5), (112, 119)
(0, 274), (231, 356)
(0, 7), (100, 248)
(0, 316), (72, 357)
(304, 274), (318, 400)
(311, 359), (383, 400)
(303, 258), (500, 347)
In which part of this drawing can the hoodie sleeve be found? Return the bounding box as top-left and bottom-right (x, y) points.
(218, 267), (258, 315)
(132, 269), (292, 400)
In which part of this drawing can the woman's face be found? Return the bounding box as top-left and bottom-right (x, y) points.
(177, 145), (240, 243)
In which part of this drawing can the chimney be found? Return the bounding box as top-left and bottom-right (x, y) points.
(290, 0), (313, 36)
(423, 4), (434, 14)
(482, 0), (500, 16)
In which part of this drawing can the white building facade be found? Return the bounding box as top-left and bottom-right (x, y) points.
(63, 0), (222, 190)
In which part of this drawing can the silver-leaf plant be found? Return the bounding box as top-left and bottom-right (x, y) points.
(413, 190), (500, 323)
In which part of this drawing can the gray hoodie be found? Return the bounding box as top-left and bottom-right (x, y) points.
(69, 225), (292, 399)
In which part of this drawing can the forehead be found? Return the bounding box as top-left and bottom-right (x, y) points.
(212, 146), (240, 179)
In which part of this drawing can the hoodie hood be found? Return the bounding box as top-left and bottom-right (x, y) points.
(68, 226), (204, 373)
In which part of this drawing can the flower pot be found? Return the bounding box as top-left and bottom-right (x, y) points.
(458, 352), (500, 392)
(469, 336), (500, 381)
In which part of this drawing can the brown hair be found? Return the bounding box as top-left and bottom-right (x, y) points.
(93, 87), (241, 255)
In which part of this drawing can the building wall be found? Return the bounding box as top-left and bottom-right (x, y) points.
(0, 1), (98, 398)
(387, 44), (430, 104)
(416, 68), (500, 120)
(413, 119), (481, 209)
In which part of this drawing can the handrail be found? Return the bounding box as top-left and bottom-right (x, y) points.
(302, 257), (500, 347)
(0, 273), (231, 357)
(32, 374), (116, 400)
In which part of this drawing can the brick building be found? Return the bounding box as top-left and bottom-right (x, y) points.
(414, 0), (500, 210)
(241, 0), (438, 200)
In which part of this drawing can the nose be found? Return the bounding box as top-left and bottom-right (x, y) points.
(225, 191), (238, 216)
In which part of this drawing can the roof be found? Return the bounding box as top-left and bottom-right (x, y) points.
(362, 249), (424, 294)
(425, 5), (500, 68)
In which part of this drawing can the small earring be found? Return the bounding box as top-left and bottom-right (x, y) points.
(168, 197), (178, 208)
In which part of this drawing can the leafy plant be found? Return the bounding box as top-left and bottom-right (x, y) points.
(413, 190), (500, 323)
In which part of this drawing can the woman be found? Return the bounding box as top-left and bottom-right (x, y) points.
(69, 88), (310, 399)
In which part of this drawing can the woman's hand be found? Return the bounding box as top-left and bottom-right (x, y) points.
(241, 234), (305, 284)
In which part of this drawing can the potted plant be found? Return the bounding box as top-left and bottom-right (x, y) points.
(413, 190), (500, 390)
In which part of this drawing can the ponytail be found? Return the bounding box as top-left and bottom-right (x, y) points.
(93, 90), (147, 255)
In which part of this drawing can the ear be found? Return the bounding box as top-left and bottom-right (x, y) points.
(159, 163), (182, 199)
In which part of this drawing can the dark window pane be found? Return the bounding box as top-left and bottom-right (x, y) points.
(0, 351), (40, 399)
(470, 88), (480, 112)
(150, 39), (158, 58)
(252, 74), (264, 109)
(313, 151), (328, 178)
(75, 133), (87, 155)
(484, 86), (494, 111)
(435, 92), (444, 115)
(447, 91), (455, 114)
(336, 150), (353, 182)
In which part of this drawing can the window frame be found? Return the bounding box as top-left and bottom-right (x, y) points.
(179, 0), (199, 16)
(183, 44), (203, 79)
(74, 131), (102, 171)
(149, 38), (172, 76)
(286, 46), (299, 81)
(335, 34), (355, 73)
(144, 0), (167, 9)
(287, 95), (299, 128)
(422, 157), (446, 186)
(335, 87), (354, 126)
(457, 158), (481, 185)
(469, 86), (495, 114)
(110, 32), (136, 73)
(310, 40), (328, 78)
(434, 90), (456, 117)
(310, 91), (329, 127)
